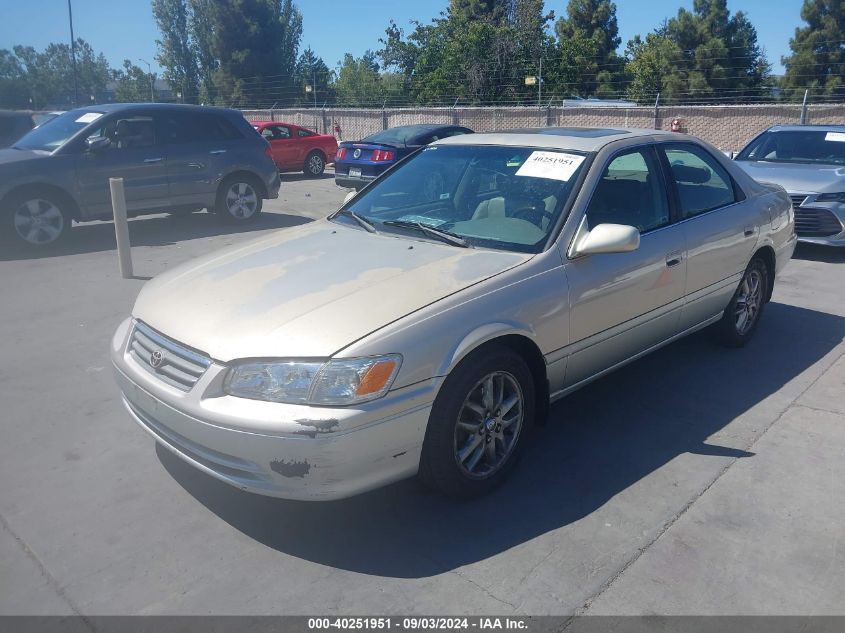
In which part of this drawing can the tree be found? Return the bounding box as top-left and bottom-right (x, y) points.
(187, 0), (217, 103)
(152, 0), (198, 103)
(782, 0), (845, 98)
(295, 47), (332, 105)
(0, 49), (29, 109)
(112, 60), (156, 102)
(552, 0), (624, 98)
(624, 34), (685, 103)
(624, 0), (771, 104)
(334, 52), (384, 106)
(12, 39), (110, 108)
(378, 0), (554, 105)
(210, 0), (302, 107)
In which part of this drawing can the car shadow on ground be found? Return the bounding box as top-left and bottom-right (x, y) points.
(793, 243), (845, 264)
(279, 171), (335, 183)
(158, 302), (845, 578)
(0, 211), (312, 261)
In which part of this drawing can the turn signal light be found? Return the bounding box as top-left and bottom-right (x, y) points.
(336, 147), (347, 160)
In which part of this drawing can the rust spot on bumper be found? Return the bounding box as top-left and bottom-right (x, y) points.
(294, 418), (340, 438)
(270, 459), (310, 478)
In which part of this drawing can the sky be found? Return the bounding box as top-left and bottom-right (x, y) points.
(0, 0), (802, 75)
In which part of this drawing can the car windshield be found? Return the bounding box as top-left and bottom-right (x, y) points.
(337, 144), (587, 253)
(361, 126), (431, 146)
(736, 130), (845, 166)
(14, 110), (104, 152)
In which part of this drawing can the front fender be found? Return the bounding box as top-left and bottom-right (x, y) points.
(438, 321), (539, 377)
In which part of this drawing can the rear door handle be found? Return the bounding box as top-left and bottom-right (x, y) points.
(143, 157), (164, 163)
(210, 149), (227, 155)
(665, 252), (683, 267)
(187, 162), (204, 169)
(744, 226), (756, 237)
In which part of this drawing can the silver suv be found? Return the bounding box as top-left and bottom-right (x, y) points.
(1, 103), (281, 249)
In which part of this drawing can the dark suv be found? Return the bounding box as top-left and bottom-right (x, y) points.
(1, 103), (281, 249)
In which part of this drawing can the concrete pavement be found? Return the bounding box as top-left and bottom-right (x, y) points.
(1, 173), (844, 616)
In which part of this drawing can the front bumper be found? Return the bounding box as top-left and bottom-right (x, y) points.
(111, 318), (436, 500)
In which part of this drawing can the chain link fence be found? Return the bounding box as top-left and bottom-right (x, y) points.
(242, 103), (845, 153)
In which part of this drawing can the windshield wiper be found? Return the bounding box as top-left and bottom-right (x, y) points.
(335, 209), (377, 233)
(382, 220), (471, 248)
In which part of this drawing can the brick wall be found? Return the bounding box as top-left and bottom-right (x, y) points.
(242, 103), (845, 152)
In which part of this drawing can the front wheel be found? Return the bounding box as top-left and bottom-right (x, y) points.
(714, 257), (769, 347)
(215, 176), (263, 223)
(419, 346), (535, 498)
(3, 191), (70, 249)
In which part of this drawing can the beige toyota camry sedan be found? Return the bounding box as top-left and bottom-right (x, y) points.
(112, 127), (796, 500)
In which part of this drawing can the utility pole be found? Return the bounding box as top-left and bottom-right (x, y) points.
(67, 0), (79, 107)
(538, 57), (542, 108)
(138, 58), (155, 102)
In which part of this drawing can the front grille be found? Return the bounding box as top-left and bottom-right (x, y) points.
(128, 321), (211, 391)
(789, 194), (809, 208)
(793, 207), (844, 238)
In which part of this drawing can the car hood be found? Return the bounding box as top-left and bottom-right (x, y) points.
(133, 220), (532, 361)
(0, 147), (47, 165)
(735, 160), (845, 194)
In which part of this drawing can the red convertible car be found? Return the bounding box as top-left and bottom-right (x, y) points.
(252, 121), (338, 177)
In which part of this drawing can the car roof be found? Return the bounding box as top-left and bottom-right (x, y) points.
(251, 120), (301, 127)
(66, 103), (242, 116)
(765, 124), (845, 133)
(435, 127), (671, 152)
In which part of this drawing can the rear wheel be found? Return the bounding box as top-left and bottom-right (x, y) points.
(714, 257), (768, 347)
(304, 151), (326, 177)
(3, 191), (70, 249)
(215, 175), (262, 223)
(419, 346), (535, 498)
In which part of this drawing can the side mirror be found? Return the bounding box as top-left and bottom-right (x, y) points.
(573, 223), (640, 256)
(343, 190), (357, 204)
(85, 137), (110, 153)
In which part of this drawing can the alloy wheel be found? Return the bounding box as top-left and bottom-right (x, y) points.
(734, 268), (763, 335)
(14, 198), (65, 245)
(225, 182), (258, 220)
(453, 371), (524, 479)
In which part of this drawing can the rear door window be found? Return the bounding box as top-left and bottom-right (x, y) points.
(159, 112), (241, 144)
(661, 144), (736, 219)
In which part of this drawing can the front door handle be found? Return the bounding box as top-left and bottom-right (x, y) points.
(187, 162), (204, 169)
(210, 149), (227, 155)
(665, 252), (684, 267)
(143, 157), (164, 163)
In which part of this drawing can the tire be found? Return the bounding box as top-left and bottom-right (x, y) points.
(215, 175), (263, 223)
(303, 151), (326, 177)
(2, 190), (70, 249)
(419, 345), (535, 498)
(714, 256), (769, 347)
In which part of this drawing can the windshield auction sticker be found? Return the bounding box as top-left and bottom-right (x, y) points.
(75, 112), (103, 123)
(515, 151), (585, 181)
(825, 132), (845, 143)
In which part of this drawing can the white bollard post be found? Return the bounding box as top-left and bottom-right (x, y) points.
(109, 177), (134, 279)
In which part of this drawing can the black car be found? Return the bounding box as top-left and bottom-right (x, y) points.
(0, 103), (281, 249)
(334, 124), (473, 190)
(0, 110), (35, 148)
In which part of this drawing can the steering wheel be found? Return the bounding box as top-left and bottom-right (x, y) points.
(511, 201), (554, 228)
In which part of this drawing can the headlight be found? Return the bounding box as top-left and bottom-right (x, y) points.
(816, 192), (845, 203)
(224, 355), (402, 405)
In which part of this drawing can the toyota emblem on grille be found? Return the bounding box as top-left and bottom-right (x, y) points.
(353, 148), (361, 159)
(150, 350), (164, 369)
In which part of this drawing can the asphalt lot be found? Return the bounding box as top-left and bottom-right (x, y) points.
(1, 170), (844, 617)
